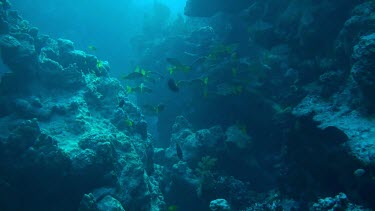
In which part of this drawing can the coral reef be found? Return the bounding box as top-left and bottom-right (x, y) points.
(2, 0), (375, 210)
(132, 0), (375, 210)
(209, 199), (231, 211)
(311, 193), (370, 211)
(0, 2), (164, 210)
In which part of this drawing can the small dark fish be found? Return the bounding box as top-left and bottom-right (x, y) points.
(121, 72), (144, 80)
(118, 99), (125, 108)
(143, 103), (165, 115)
(176, 143), (183, 160)
(168, 79), (179, 92)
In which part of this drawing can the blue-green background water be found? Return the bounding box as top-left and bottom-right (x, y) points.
(12, 0), (186, 77)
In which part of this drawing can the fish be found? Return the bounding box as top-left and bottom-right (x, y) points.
(176, 77), (208, 88)
(215, 83), (243, 96)
(96, 60), (104, 69)
(235, 121), (248, 135)
(167, 56), (207, 74)
(203, 87), (209, 98)
(134, 66), (148, 76)
(121, 72), (144, 80)
(166, 77), (209, 96)
(88, 45), (97, 51)
(168, 205), (178, 211)
(207, 43), (238, 61)
(148, 71), (165, 78)
(166, 58), (191, 74)
(203, 77), (208, 85)
(183, 51), (199, 57)
(143, 104), (165, 115)
(167, 79), (179, 92)
(124, 119), (134, 127)
(122, 66), (165, 81)
(121, 66), (146, 80)
(126, 83), (152, 94)
(167, 66), (177, 75)
(232, 68), (238, 77)
(174, 80), (192, 88)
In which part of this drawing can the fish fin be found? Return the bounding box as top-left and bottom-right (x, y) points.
(126, 86), (132, 94)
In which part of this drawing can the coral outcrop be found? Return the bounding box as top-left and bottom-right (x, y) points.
(0, 1), (164, 210)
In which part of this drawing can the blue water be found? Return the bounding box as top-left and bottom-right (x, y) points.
(11, 0), (186, 78)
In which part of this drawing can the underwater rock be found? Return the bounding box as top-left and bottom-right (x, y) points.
(28, 26), (38, 38)
(336, 1), (375, 61)
(319, 70), (346, 98)
(97, 195), (125, 211)
(0, 119), (72, 210)
(351, 33), (375, 111)
(0, 20), (8, 34)
(212, 176), (252, 209)
(0, 4), (163, 211)
(63, 50), (87, 66)
(291, 2), (375, 166)
(168, 123), (224, 164)
(0, 34), (36, 68)
(79, 193), (98, 211)
(39, 58), (84, 89)
(78, 134), (117, 169)
(244, 191), (299, 211)
(117, 165), (152, 210)
(135, 119), (148, 140)
(209, 198), (231, 211)
(153, 147), (165, 162)
(5, 118), (40, 152)
(172, 115), (192, 132)
(57, 38), (74, 53)
(311, 193), (348, 211)
(196, 126), (225, 149)
(72, 149), (97, 171)
(225, 125), (252, 149)
(171, 161), (198, 187)
(40, 44), (59, 62)
(293, 94), (375, 164)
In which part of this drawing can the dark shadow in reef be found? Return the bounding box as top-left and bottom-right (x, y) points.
(279, 115), (375, 209)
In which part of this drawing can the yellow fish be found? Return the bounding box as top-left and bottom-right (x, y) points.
(168, 205), (178, 211)
(96, 60), (104, 69)
(88, 45), (97, 51)
(124, 119), (133, 127)
(166, 58), (191, 74)
(126, 83), (152, 94)
(232, 68), (237, 77)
